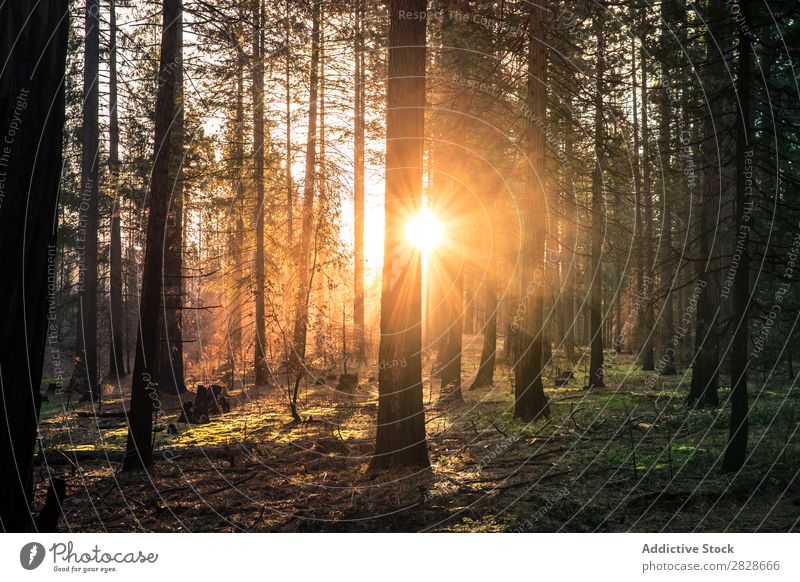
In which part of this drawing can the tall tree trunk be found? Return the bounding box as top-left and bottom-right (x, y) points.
(631, 35), (644, 355)
(640, 28), (656, 371)
(353, 0), (366, 363)
(253, 0), (270, 385)
(437, 4), (469, 405)
(108, 0), (126, 380)
(227, 55), (246, 365)
(722, 1), (751, 472)
(0, 0), (68, 532)
(587, 2), (606, 389)
(689, 0), (725, 408)
(562, 105), (578, 363)
(472, 183), (499, 388)
(285, 0), (294, 248)
(292, 0), (320, 368)
(514, 0), (551, 420)
(371, 0), (430, 470)
(77, 0), (100, 401)
(159, 0), (186, 394)
(123, 0), (180, 472)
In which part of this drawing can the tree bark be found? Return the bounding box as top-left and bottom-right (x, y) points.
(292, 0), (320, 368)
(587, 2), (606, 389)
(689, 0), (725, 408)
(159, 0), (186, 394)
(640, 27), (656, 371)
(353, 0), (366, 363)
(722, 1), (751, 472)
(514, 0), (551, 420)
(0, 0), (68, 531)
(123, 0), (181, 471)
(253, 0), (270, 385)
(108, 0), (126, 380)
(77, 0), (100, 401)
(370, 0), (430, 470)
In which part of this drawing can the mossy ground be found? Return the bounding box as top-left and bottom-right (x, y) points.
(36, 338), (800, 532)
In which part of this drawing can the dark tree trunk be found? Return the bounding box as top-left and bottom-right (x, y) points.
(253, 0), (270, 385)
(514, 0), (550, 420)
(562, 108), (578, 363)
(370, 0), (430, 470)
(472, 197), (499, 389)
(123, 0), (181, 472)
(108, 0), (126, 380)
(630, 34), (644, 356)
(689, 0), (725, 409)
(159, 0), (186, 395)
(353, 0), (366, 362)
(722, 1), (751, 472)
(640, 28), (656, 371)
(292, 0), (320, 368)
(77, 0), (100, 401)
(588, 2), (606, 389)
(0, 0), (68, 532)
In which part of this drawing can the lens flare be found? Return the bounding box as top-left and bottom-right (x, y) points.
(405, 207), (444, 253)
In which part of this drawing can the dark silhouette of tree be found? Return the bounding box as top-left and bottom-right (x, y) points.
(0, 0), (68, 530)
(123, 0), (181, 472)
(371, 0), (430, 470)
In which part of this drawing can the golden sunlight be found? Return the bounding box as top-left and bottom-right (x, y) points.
(405, 207), (445, 253)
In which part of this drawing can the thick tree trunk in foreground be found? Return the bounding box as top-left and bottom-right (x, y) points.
(0, 0), (68, 531)
(371, 0), (430, 470)
(722, 2), (751, 472)
(159, 0), (186, 394)
(514, 0), (550, 420)
(123, 0), (180, 472)
(108, 0), (126, 380)
(587, 3), (606, 389)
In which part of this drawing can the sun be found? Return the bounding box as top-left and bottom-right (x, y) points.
(405, 207), (445, 253)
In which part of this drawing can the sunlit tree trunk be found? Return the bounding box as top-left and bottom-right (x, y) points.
(123, 0), (180, 471)
(353, 0), (366, 362)
(253, 0), (270, 385)
(292, 0), (320, 368)
(227, 55), (246, 365)
(514, 0), (550, 419)
(371, 0), (430, 470)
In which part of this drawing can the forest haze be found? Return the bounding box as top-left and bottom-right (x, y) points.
(1, 0), (799, 533)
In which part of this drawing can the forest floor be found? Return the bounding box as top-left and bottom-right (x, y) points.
(36, 337), (800, 532)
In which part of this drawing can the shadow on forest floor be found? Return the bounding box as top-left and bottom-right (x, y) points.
(35, 338), (800, 532)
